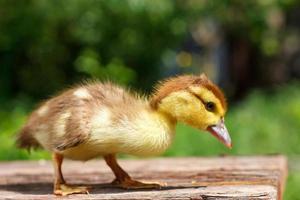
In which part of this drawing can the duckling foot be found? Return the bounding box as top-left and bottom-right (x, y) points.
(115, 178), (164, 189)
(104, 154), (165, 189)
(54, 184), (90, 196)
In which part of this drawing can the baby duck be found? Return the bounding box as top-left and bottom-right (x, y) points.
(17, 74), (231, 196)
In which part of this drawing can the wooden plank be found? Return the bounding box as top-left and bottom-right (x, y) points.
(0, 155), (287, 200)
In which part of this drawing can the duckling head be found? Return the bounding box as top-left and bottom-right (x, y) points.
(150, 74), (231, 148)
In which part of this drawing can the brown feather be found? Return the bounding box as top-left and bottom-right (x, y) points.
(16, 82), (145, 151)
(150, 74), (227, 110)
(16, 126), (41, 151)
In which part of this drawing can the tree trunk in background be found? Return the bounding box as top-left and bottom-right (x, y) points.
(226, 37), (258, 99)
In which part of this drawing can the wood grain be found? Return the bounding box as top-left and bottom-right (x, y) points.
(0, 155), (287, 200)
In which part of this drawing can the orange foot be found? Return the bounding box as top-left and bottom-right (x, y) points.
(113, 178), (165, 189)
(54, 184), (90, 196)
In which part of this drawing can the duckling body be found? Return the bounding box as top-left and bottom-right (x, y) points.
(22, 83), (176, 160)
(63, 105), (175, 160)
(17, 74), (231, 196)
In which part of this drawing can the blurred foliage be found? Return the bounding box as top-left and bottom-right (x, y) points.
(0, 0), (188, 100)
(285, 171), (300, 200)
(75, 48), (136, 85)
(1, 0), (299, 101)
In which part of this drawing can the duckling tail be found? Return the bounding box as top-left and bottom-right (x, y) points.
(16, 126), (40, 152)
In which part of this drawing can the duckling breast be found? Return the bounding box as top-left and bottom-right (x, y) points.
(116, 110), (176, 156)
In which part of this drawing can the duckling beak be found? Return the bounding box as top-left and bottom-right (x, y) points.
(207, 118), (232, 148)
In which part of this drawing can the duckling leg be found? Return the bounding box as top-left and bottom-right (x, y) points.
(104, 154), (162, 189)
(52, 153), (90, 196)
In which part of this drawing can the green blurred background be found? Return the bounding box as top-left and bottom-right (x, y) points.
(0, 0), (300, 198)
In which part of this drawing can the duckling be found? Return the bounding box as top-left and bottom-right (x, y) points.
(16, 74), (231, 196)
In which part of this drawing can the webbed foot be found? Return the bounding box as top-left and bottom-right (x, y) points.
(113, 178), (165, 189)
(54, 184), (90, 196)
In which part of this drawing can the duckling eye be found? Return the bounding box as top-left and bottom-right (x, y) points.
(205, 102), (215, 112)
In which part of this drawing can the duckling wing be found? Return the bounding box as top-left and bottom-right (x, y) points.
(48, 90), (93, 151)
(53, 108), (90, 151)
(51, 82), (140, 151)
(19, 82), (143, 153)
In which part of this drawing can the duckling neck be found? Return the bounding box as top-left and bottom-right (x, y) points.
(122, 107), (177, 156)
(153, 108), (177, 133)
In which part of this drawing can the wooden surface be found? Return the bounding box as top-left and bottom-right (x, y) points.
(0, 156), (287, 200)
